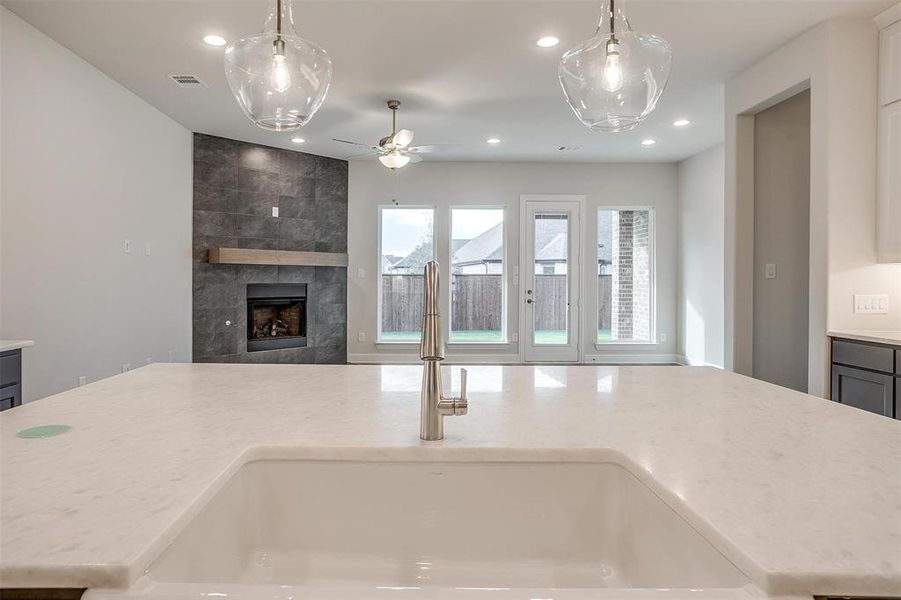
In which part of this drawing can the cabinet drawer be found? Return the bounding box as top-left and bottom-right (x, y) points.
(0, 350), (21, 387)
(831, 365), (894, 417)
(832, 339), (894, 373)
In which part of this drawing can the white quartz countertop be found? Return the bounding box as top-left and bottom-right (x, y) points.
(829, 329), (901, 346)
(0, 339), (34, 352)
(1, 364), (899, 597)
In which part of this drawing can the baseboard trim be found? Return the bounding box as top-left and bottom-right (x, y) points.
(583, 353), (683, 365)
(348, 353), (522, 365)
(677, 355), (725, 368)
(349, 352), (686, 365)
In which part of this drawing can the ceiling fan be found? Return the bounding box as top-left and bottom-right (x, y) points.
(333, 100), (456, 169)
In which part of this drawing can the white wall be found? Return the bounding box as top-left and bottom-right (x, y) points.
(677, 145), (725, 368)
(0, 8), (192, 402)
(725, 18), (901, 397)
(347, 161), (678, 363)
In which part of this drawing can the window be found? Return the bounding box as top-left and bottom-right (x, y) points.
(597, 208), (653, 343)
(379, 207), (434, 342)
(450, 208), (505, 342)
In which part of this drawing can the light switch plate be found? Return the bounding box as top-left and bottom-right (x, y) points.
(357, 332), (366, 342)
(144, 242), (151, 256)
(272, 206), (279, 218)
(357, 268), (365, 279)
(765, 263), (776, 279)
(124, 239), (132, 254)
(854, 294), (889, 314)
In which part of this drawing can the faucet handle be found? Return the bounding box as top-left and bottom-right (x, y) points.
(438, 367), (468, 417)
(455, 368), (469, 416)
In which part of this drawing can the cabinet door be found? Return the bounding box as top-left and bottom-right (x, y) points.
(880, 21), (901, 106)
(878, 102), (901, 262)
(832, 365), (894, 417)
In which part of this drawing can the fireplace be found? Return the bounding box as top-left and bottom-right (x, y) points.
(246, 284), (307, 352)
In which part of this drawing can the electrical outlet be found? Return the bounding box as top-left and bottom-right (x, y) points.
(144, 242), (151, 256)
(77, 375), (87, 387)
(765, 263), (776, 279)
(358, 331), (366, 342)
(272, 206), (279, 218)
(854, 294), (889, 314)
(512, 332), (519, 342)
(121, 363), (131, 373)
(357, 267), (365, 279)
(124, 239), (132, 254)
(659, 333), (667, 343)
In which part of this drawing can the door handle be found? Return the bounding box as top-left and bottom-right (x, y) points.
(526, 298), (533, 304)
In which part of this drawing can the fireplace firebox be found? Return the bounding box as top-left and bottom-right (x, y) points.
(246, 284), (307, 352)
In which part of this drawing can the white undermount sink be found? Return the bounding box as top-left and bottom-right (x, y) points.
(88, 460), (756, 600)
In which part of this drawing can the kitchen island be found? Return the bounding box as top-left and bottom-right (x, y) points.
(1, 364), (899, 598)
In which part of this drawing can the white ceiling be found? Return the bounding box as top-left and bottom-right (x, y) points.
(3, 0), (891, 162)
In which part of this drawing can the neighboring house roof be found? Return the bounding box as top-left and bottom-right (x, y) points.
(535, 232), (566, 262)
(390, 239), (433, 270)
(452, 223), (503, 266)
(381, 254), (403, 272)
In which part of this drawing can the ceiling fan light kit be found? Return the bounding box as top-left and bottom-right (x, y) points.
(558, 0), (672, 133)
(224, 0), (332, 131)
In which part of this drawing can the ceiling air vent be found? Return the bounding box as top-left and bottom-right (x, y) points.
(168, 74), (207, 89)
(557, 145), (584, 152)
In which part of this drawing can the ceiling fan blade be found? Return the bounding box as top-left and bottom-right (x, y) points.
(332, 138), (374, 149)
(406, 144), (461, 154)
(393, 129), (414, 149)
(407, 154), (424, 164)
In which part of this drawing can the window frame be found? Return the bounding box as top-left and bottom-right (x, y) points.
(376, 204), (436, 344)
(595, 205), (657, 346)
(447, 205), (508, 345)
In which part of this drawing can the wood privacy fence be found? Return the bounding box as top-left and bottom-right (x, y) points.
(381, 274), (612, 333)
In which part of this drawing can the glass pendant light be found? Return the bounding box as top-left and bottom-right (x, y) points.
(224, 0), (332, 131)
(558, 0), (672, 133)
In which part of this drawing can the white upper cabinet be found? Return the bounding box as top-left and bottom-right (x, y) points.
(879, 20), (901, 106)
(878, 101), (901, 263)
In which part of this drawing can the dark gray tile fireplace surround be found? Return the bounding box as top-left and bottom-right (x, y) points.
(192, 133), (347, 364)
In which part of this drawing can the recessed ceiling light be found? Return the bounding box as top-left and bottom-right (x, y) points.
(486, 138), (501, 144)
(536, 36), (560, 48)
(290, 137), (305, 144)
(203, 35), (227, 47)
(641, 139), (656, 146)
(673, 119), (691, 127)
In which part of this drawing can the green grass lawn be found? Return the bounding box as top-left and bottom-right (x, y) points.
(380, 329), (613, 344)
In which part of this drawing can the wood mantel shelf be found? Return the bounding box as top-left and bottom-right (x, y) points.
(209, 247), (348, 268)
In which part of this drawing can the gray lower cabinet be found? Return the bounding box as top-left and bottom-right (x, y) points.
(830, 337), (899, 419)
(831, 364), (894, 417)
(0, 349), (22, 411)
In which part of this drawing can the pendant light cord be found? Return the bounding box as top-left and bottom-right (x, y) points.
(595, 0), (616, 37)
(276, 0), (283, 37)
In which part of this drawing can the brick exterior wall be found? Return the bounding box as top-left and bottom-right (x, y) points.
(612, 210), (651, 341)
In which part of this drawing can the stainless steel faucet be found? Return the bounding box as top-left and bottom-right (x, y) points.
(420, 260), (467, 441)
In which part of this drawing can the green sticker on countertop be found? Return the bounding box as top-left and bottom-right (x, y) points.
(17, 425), (71, 439)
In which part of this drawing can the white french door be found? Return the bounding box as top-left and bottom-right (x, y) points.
(520, 196), (582, 362)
